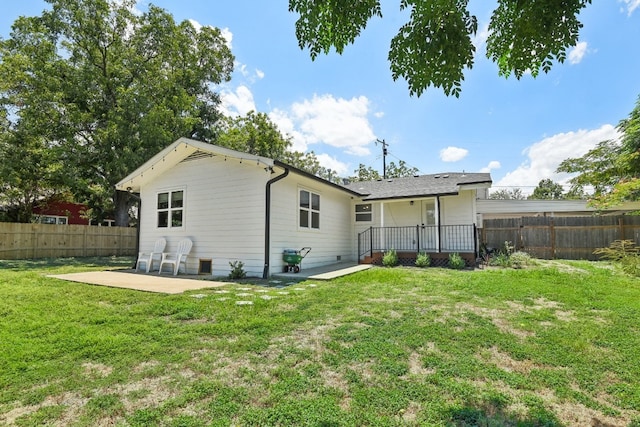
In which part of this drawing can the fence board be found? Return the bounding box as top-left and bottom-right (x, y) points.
(481, 215), (640, 260)
(0, 223), (136, 260)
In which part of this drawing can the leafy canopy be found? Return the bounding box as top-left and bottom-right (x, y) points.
(0, 0), (234, 225)
(289, 0), (592, 97)
(558, 95), (640, 208)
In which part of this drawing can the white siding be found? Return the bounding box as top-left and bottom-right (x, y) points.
(270, 174), (354, 273)
(139, 156), (268, 276)
(440, 190), (475, 225)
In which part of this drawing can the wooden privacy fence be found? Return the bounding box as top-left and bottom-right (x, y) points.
(0, 223), (137, 260)
(481, 216), (640, 260)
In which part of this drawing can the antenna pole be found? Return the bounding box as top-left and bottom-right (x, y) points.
(376, 138), (388, 179)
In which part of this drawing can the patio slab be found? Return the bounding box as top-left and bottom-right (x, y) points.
(48, 270), (228, 294)
(273, 262), (372, 280)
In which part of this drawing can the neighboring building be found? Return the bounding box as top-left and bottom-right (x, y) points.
(33, 198), (89, 225)
(477, 199), (640, 221)
(116, 138), (492, 277)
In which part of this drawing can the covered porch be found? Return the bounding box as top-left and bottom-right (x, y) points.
(357, 224), (478, 267)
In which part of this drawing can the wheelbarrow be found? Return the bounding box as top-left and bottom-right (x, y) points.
(283, 247), (311, 273)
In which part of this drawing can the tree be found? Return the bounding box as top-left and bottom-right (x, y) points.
(558, 95), (640, 208)
(351, 160), (419, 181)
(351, 164), (381, 181)
(0, 0), (234, 225)
(488, 188), (526, 200)
(289, 0), (591, 97)
(386, 160), (419, 178)
(215, 111), (292, 159)
(529, 179), (565, 200)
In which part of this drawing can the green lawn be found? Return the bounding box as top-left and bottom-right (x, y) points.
(1, 258), (639, 426)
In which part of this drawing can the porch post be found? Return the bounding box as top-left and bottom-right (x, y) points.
(380, 202), (385, 250)
(436, 196), (441, 253)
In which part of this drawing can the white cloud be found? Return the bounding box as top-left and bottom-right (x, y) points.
(255, 69), (265, 80)
(480, 160), (501, 173)
(495, 124), (620, 191)
(221, 85), (256, 117)
(472, 22), (490, 54)
(568, 41), (588, 64)
(187, 19), (232, 49)
(315, 153), (350, 176)
(440, 146), (469, 162)
(271, 94), (376, 156)
(620, 0), (640, 15)
(220, 27), (233, 49)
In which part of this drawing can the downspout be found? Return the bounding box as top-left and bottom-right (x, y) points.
(263, 166), (289, 279)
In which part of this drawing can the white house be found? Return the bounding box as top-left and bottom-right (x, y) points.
(116, 138), (492, 277)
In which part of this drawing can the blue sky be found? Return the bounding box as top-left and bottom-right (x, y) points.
(2, 1), (640, 193)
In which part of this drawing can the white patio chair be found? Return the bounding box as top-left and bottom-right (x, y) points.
(158, 238), (193, 275)
(135, 238), (166, 273)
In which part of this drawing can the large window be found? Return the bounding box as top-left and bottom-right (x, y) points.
(157, 190), (184, 228)
(299, 189), (320, 229)
(355, 203), (372, 222)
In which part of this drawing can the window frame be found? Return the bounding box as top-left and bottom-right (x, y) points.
(355, 203), (373, 222)
(299, 188), (320, 230)
(156, 188), (186, 229)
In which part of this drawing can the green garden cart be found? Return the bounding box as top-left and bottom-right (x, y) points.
(283, 247), (311, 273)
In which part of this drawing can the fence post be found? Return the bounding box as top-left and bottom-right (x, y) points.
(619, 217), (626, 240)
(550, 219), (556, 259)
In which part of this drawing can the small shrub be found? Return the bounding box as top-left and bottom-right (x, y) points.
(448, 252), (466, 270)
(594, 240), (640, 277)
(228, 261), (246, 279)
(499, 240), (514, 256)
(510, 251), (534, 269)
(491, 253), (512, 268)
(382, 249), (398, 267)
(415, 252), (430, 268)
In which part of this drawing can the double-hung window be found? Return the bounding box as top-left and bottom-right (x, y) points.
(299, 189), (320, 229)
(157, 189), (184, 228)
(355, 203), (372, 222)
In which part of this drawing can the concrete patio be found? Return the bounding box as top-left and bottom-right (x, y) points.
(48, 262), (372, 294)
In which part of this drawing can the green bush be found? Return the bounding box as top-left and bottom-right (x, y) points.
(510, 251), (535, 269)
(382, 249), (398, 267)
(491, 253), (512, 268)
(228, 261), (246, 279)
(415, 252), (430, 268)
(594, 240), (640, 277)
(448, 252), (466, 270)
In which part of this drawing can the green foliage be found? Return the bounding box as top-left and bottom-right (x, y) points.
(215, 111), (292, 159)
(488, 188), (526, 200)
(228, 261), (247, 279)
(350, 160), (419, 182)
(415, 252), (430, 268)
(0, 0), (234, 225)
(448, 252), (465, 269)
(382, 248), (398, 267)
(2, 257), (640, 425)
(594, 240), (640, 277)
(558, 96), (640, 209)
(529, 179), (565, 200)
(290, 0), (592, 97)
(490, 253), (512, 268)
(509, 251), (535, 269)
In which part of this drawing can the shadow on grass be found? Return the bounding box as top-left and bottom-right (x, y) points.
(0, 256), (134, 271)
(449, 402), (562, 427)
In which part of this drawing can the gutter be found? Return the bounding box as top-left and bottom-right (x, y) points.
(263, 166), (289, 279)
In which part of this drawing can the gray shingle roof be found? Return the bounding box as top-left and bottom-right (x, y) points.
(343, 172), (492, 200)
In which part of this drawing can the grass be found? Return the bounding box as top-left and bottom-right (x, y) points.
(1, 257), (639, 426)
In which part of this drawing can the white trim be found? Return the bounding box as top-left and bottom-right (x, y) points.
(156, 187), (186, 230)
(298, 187), (321, 231)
